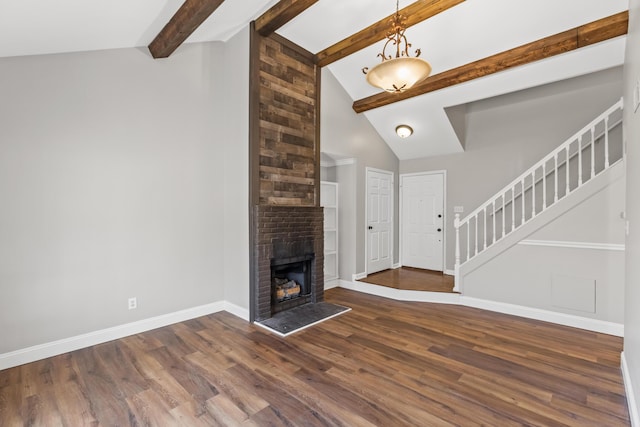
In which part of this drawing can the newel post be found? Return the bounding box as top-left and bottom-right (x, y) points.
(453, 213), (461, 292)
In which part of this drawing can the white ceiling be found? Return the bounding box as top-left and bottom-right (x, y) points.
(0, 0), (628, 160)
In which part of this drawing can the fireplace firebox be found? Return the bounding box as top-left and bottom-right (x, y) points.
(271, 254), (314, 314)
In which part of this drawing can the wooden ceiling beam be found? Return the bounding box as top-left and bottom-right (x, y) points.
(353, 11), (628, 113)
(315, 0), (465, 68)
(149, 0), (225, 59)
(255, 0), (320, 36)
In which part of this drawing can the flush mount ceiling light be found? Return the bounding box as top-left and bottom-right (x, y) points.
(362, 0), (432, 93)
(396, 124), (413, 138)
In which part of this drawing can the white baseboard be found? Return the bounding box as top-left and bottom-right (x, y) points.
(461, 296), (624, 337)
(0, 300), (240, 371)
(324, 279), (340, 290)
(224, 302), (250, 321)
(392, 263), (402, 269)
(337, 279), (353, 288)
(352, 272), (366, 281)
(622, 352), (640, 426)
(444, 269), (455, 276)
(334, 280), (623, 337)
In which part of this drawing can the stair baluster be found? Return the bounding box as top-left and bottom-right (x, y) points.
(605, 117), (610, 168)
(554, 153), (559, 203)
(591, 127), (596, 179)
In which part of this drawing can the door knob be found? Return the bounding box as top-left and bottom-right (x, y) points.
(368, 226), (373, 230)
(437, 228), (442, 232)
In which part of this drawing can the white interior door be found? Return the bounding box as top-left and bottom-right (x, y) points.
(367, 169), (393, 274)
(401, 173), (444, 271)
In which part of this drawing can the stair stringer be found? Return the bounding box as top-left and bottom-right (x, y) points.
(456, 159), (624, 292)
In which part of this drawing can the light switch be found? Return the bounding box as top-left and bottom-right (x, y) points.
(454, 206), (464, 213)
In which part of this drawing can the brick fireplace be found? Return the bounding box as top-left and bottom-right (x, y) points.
(253, 206), (324, 321)
(248, 25), (322, 321)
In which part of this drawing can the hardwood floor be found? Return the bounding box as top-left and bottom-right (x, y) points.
(0, 288), (629, 426)
(360, 266), (456, 292)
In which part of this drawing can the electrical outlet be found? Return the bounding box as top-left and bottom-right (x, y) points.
(128, 297), (137, 310)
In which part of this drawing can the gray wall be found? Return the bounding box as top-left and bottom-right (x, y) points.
(222, 27), (250, 314)
(401, 67), (623, 270)
(321, 68), (400, 277)
(0, 41), (246, 354)
(464, 175), (626, 323)
(624, 0), (640, 419)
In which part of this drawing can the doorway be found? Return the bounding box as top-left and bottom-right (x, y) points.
(366, 168), (394, 275)
(400, 172), (445, 271)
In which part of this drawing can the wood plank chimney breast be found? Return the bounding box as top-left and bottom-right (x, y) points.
(249, 23), (322, 322)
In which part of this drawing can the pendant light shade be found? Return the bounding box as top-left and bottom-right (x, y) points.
(366, 57), (432, 93)
(363, 0), (432, 93)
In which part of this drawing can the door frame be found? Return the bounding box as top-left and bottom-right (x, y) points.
(399, 170), (447, 272)
(365, 167), (395, 276)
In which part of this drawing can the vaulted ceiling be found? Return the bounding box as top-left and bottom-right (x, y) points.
(0, 0), (628, 160)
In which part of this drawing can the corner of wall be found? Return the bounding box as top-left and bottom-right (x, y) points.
(222, 25), (251, 313)
(622, 352), (640, 426)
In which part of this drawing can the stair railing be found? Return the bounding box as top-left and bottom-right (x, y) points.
(454, 98), (624, 289)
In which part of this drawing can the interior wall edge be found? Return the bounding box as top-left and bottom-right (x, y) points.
(622, 352), (640, 426)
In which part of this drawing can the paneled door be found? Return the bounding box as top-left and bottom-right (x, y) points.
(367, 169), (393, 274)
(401, 173), (444, 271)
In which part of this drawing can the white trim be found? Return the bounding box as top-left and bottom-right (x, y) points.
(518, 239), (625, 251)
(324, 279), (340, 290)
(352, 272), (367, 281)
(622, 352), (640, 427)
(444, 269), (455, 276)
(461, 296), (623, 336)
(337, 279), (354, 288)
(334, 158), (355, 166)
(320, 158), (355, 168)
(392, 263), (402, 269)
(365, 167), (395, 276)
(0, 301), (230, 371)
(224, 302), (250, 321)
(399, 170), (447, 272)
(254, 307), (351, 338)
(332, 280), (623, 337)
(341, 280), (460, 304)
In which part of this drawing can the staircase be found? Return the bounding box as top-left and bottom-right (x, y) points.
(453, 98), (624, 292)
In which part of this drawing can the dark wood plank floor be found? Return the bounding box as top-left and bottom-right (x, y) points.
(361, 266), (456, 292)
(0, 288), (629, 426)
